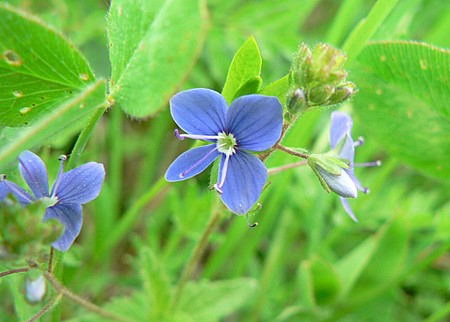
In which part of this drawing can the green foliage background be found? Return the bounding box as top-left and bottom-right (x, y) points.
(0, 0), (449, 321)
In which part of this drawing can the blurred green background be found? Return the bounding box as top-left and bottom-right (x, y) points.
(0, 0), (449, 321)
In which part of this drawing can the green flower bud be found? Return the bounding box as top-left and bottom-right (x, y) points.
(0, 196), (63, 261)
(287, 43), (357, 114)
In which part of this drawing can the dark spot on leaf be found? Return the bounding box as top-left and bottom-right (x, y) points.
(4, 50), (23, 66)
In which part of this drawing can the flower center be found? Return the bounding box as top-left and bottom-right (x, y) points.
(40, 196), (59, 208)
(216, 132), (237, 154)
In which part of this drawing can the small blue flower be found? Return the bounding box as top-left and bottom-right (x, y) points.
(330, 111), (381, 221)
(0, 151), (105, 251)
(165, 88), (283, 215)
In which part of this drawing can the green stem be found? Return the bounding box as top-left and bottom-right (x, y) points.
(67, 103), (108, 170)
(108, 106), (124, 220)
(28, 293), (63, 322)
(171, 200), (224, 309)
(43, 272), (133, 322)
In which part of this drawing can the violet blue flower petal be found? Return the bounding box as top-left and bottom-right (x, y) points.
(227, 95), (283, 151)
(330, 111), (353, 149)
(165, 144), (220, 182)
(339, 197), (358, 222)
(170, 89), (228, 136)
(219, 151), (268, 215)
(54, 162), (105, 204)
(0, 180), (34, 204)
(339, 135), (355, 164)
(0, 181), (9, 200)
(18, 151), (49, 199)
(44, 203), (82, 252)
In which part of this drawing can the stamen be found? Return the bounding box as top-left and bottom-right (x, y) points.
(0, 174), (5, 181)
(354, 160), (382, 167)
(179, 146), (220, 179)
(50, 155), (67, 197)
(353, 136), (364, 147)
(174, 129), (221, 141)
(213, 146), (233, 193)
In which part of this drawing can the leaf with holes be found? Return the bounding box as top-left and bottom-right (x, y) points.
(0, 80), (106, 166)
(351, 41), (450, 180)
(0, 3), (97, 127)
(108, 0), (208, 118)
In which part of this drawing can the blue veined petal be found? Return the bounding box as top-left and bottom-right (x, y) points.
(170, 89), (227, 136)
(18, 151), (49, 198)
(330, 111), (353, 149)
(219, 151), (267, 215)
(165, 144), (220, 182)
(53, 162), (105, 204)
(0, 179), (34, 204)
(44, 203), (82, 252)
(339, 197), (358, 222)
(226, 95), (283, 151)
(339, 134), (355, 163)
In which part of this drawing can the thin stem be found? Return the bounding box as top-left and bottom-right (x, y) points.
(67, 103), (108, 170)
(268, 160), (308, 175)
(28, 293), (63, 322)
(0, 267), (29, 278)
(275, 144), (310, 159)
(47, 247), (55, 273)
(43, 272), (133, 322)
(171, 201), (223, 309)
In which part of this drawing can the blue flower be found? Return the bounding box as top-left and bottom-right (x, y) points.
(0, 151), (105, 251)
(330, 111), (381, 221)
(165, 88), (283, 215)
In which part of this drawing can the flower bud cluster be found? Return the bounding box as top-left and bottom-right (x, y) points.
(287, 43), (356, 114)
(0, 196), (63, 260)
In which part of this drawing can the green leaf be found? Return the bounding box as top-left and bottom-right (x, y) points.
(309, 256), (342, 306)
(342, 0), (400, 63)
(0, 80), (106, 166)
(178, 278), (257, 321)
(0, 3), (96, 127)
(335, 214), (409, 302)
(140, 248), (171, 321)
(351, 41), (450, 180)
(108, 0), (208, 118)
(259, 74), (289, 106)
(222, 36), (262, 103)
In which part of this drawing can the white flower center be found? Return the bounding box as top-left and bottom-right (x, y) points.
(216, 132), (237, 154)
(40, 196), (59, 208)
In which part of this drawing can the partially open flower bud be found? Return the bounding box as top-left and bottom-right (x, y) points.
(315, 166), (357, 198)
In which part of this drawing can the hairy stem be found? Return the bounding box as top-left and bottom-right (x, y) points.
(268, 160), (308, 175)
(28, 293), (63, 322)
(275, 144), (310, 159)
(43, 272), (133, 322)
(0, 267), (29, 278)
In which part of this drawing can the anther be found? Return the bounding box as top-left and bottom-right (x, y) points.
(353, 136), (364, 147)
(174, 129), (185, 140)
(0, 174), (6, 181)
(58, 155), (67, 162)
